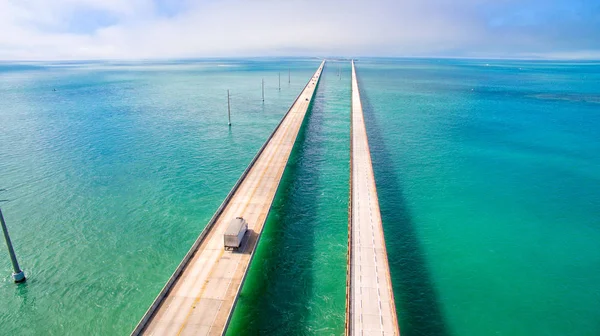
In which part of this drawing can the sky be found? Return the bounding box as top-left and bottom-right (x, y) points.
(0, 0), (599, 60)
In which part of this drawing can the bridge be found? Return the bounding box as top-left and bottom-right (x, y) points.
(346, 60), (400, 335)
(132, 61), (324, 335)
(132, 60), (399, 335)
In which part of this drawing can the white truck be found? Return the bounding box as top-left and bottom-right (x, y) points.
(224, 217), (248, 250)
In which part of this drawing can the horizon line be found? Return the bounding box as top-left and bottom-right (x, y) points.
(2, 55), (600, 63)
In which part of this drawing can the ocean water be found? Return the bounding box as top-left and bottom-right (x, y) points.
(357, 59), (600, 336)
(0, 59), (320, 335)
(2, 57), (599, 336)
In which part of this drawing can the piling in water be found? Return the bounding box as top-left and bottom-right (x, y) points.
(227, 89), (231, 126)
(0, 208), (26, 283)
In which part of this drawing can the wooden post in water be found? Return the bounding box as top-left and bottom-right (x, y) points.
(262, 78), (264, 102)
(288, 68), (291, 84)
(278, 72), (281, 90)
(0, 208), (25, 283)
(227, 90), (231, 126)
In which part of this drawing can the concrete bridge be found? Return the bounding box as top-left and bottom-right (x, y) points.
(132, 60), (399, 335)
(347, 60), (400, 335)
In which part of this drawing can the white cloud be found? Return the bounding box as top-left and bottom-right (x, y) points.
(0, 0), (598, 60)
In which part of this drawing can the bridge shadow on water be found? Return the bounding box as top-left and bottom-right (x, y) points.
(359, 83), (450, 336)
(227, 76), (327, 335)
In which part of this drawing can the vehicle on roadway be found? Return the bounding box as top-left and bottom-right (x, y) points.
(224, 217), (248, 250)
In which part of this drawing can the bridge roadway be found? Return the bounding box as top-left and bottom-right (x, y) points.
(347, 60), (400, 335)
(133, 60), (325, 336)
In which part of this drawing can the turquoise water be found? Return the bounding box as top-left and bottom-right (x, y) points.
(357, 59), (600, 335)
(2, 58), (599, 336)
(0, 59), (320, 335)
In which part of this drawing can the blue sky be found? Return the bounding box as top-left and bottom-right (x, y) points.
(0, 0), (598, 60)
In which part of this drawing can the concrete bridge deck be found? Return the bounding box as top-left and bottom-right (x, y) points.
(133, 60), (325, 336)
(347, 60), (400, 335)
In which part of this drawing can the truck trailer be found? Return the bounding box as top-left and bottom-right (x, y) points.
(224, 217), (248, 250)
